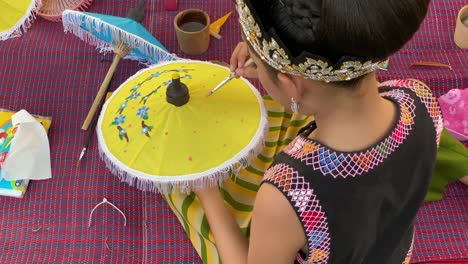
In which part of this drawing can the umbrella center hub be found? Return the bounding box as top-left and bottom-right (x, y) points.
(166, 73), (190, 106)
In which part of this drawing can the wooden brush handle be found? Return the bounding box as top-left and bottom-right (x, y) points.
(81, 54), (121, 130)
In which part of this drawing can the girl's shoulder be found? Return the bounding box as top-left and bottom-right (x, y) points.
(380, 79), (443, 146)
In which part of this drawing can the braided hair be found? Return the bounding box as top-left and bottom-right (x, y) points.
(245, 0), (430, 86)
(272, 0), (321, 47)
(254, 0), (430, 64)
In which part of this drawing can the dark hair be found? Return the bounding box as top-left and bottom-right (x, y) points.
(250, 0), (431, 86)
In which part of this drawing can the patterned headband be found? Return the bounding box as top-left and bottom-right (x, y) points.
(237, 0), (385, 82)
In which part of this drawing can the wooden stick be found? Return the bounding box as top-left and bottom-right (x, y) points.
(410, 61), (453, 71)
(77, 77), (114, 167)
(81, 40), (131, 130)
(81, 55), (122, 130)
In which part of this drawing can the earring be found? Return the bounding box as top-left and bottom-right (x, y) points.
(290, 97), (299, 113)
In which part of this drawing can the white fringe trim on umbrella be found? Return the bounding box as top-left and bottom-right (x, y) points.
(96, 60), (269, 194)
(61, 9), (178, 65)
(0, 0), (42, 41)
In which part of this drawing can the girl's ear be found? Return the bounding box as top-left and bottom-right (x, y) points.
(277, 72), (303, 101)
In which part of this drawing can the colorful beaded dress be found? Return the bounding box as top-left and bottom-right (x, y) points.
(262, 80), (443, 264)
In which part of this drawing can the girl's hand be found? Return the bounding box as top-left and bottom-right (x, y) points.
(230, 42), (258, 79)
(195, 185), (222, 204)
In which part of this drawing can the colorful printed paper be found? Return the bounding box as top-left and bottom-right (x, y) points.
(0, 109), (52, 198)
(2, 110), (52, 181)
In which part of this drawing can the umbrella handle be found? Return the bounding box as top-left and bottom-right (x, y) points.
(81, 55), (122, 130)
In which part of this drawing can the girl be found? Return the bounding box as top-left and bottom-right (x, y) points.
(194, 0), (442, 263)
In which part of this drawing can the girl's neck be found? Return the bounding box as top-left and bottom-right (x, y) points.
(307, 75), (397, 152)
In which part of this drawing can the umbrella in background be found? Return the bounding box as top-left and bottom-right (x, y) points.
(62, 0), (177, 130)
(0, 0), (41, 40)
(39, 0), (93, 22)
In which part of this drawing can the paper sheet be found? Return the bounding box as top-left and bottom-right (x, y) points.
(1, 110), (52, 181)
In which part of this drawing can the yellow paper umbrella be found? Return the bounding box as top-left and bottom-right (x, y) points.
(97, 60), (268, 193)
(0, 0), (41, 41)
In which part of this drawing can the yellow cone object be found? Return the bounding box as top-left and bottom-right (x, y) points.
(209, 11), (232, 39)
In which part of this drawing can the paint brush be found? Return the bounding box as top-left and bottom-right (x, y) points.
(206, 58), (254, 97)
(77, 77), (113, 167)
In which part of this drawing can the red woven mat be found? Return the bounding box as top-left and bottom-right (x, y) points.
(377, 0), (468, 95)
(411, 182), (468, 263)
(0, 0), (466, 263)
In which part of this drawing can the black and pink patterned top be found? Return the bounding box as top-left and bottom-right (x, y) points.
(261, 80), (443, 264)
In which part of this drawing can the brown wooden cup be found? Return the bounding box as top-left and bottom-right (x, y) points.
(174, 9), (210, 55)
(454, 5), (468, 49)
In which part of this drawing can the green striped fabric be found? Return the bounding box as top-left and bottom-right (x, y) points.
(162, 96), (312, 263)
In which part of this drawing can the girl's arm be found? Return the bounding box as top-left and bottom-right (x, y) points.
(196, 183), (305, 264)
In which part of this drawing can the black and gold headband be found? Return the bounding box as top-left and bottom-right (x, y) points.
(237, 0), (385, 82)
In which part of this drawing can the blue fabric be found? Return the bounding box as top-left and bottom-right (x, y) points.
(80, 12), (172, 63)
